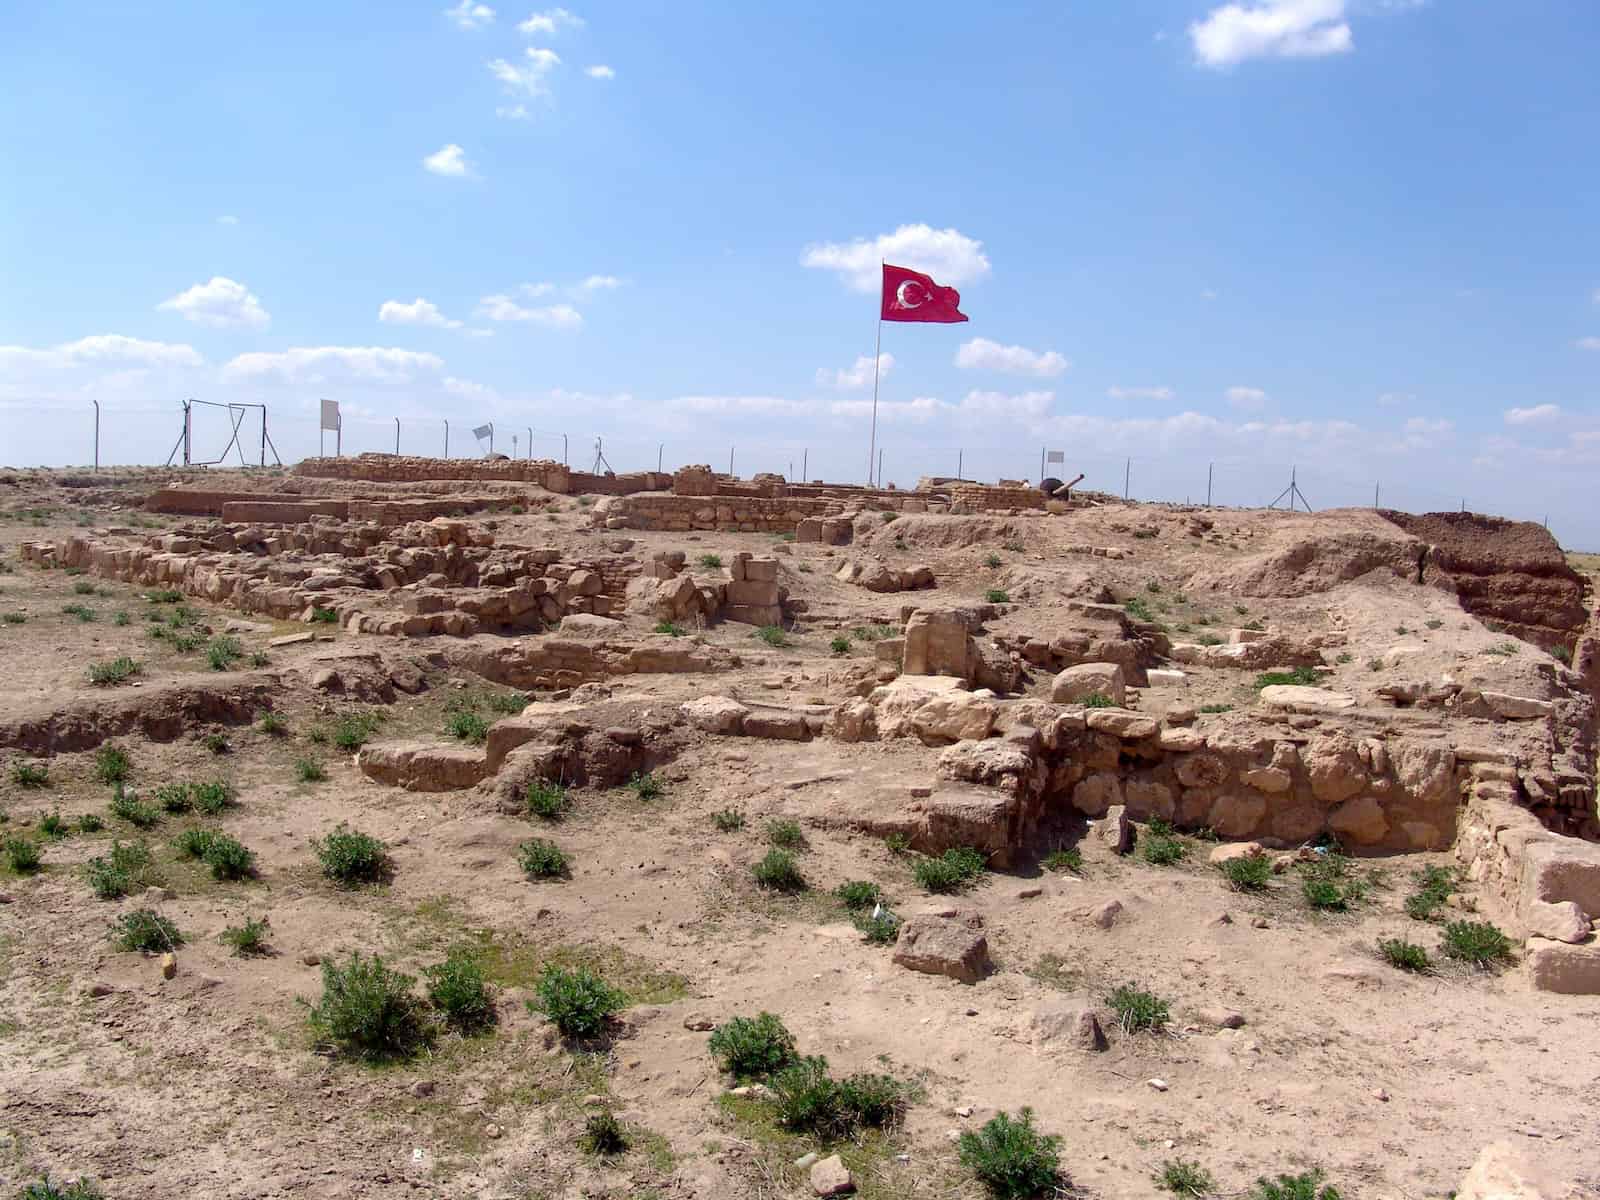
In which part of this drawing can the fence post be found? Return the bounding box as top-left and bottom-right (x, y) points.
(92, 401), (100, 472)
(1124, 458), (1130, 500)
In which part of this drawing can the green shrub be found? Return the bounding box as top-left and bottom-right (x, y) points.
(202, 732), (231, 755)
(206, 636), (243, 671)
(766, 819), (805, 849)
(712, 808), (744, 831)
(1254, 666), (1320, 689)
(11, 760), (49, 788)
(4, 836), (42, 873)
(579, 1110), (628, 1156)
(310, 606), (339, 624)
(767, 1055), (907, 1138)
(883, 832), (910, 855)
(109, 787), (160, 828)
(1198, 703), (1233, 714)
(1405, 865), (1456, 921)
(958, 1107), (1063, 1199)
(147, 588), (183, 604)
(155, 783), (192, 813)
(258, 710), (287, 736)
(220, 915), (272, 956)
(697, 553), (722, 569)
(38, 810), (69, 840)
(313, 824), (390, 885)
(984, 553), (1002, 568)
(625, 771), (663, 801)
(531, 964), (625, 1039)
(880, 510), (897, 523)
(1219, 854), (1272, 891)
(332, 711), (383, 751)
(78, 813), (103, 833)
(112, 610), (130, 626)
(306, 952), (430, 1062)
(525, 780), (570, 821)
(653, 620), (685, 637)
(1552, 643), (1572, 663)
(518, 837), (571, 880)
(1302, 878), (1348, 911)
(851, 623), (898, 641)
(708, 1011), (797, 1078)
(1041, 848), (1082, 874)
(2, 612), (26, 624)
(174, 827), (216, 859)
(190, 780), (234, 815)
(114, 908), (181, 953)
(914, 846), (987, 892)
(752, 848), (805, 892)
(1442, 920), (1514, 968)
(424, 947), (497, 1033)
(1107, 984), (1170, 1033)
(854, 906), (902, 944)
(1141, 833), (1186, 866)
(201, 833), (254, 880)
(62, 603), (96, 622)
(447, 710), (489, 743)
(1250, 1168), (1342, 1200)
(93, 746), (130, 784)
(19, 1175), (105, 1199)
(84, 840), (152, 898)
(829, 635), (851, 655)
(1157, 1159), (1217, 1197)
(834, 880), (882, 911)
(249, 652), (269, 668)
(985, 589), (1010, 604)
(1378, 938), (1431, 972)
(295, 758), (326, 783)
(755, 625), (788, 647)
(1080, 692), (1116, 709)
(1124, 597), (1155, 622)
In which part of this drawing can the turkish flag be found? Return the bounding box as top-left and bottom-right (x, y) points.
(880, 263), (968, 323)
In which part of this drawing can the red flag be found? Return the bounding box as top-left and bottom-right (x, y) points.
(880, 263), (968, 323)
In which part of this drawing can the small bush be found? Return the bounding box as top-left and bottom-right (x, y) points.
(1124, 596), (1155, 622)
(1442, 920), (1514, 968)
(1335, 651), (1354, 664)
(709, 1011), (797, 1078)
(1042, 847), (1082, 874)
(155, 783), (192, 813)
(202, 732), (231, 755)
(174, 827), (216, 859)
(2, 611), (26, 624)
(62, 603), (96, 622)
(1425, 618), (1444, 630)
(580, 1110), (628, 1156)
(114, 908), (181, 953)
(1406, 865), (1456, 921)
(525, 780), (570, 821)
(78, 813), (104, 833)
(984, 553), (1002, 568)
(147, 588), (183, 604)
(697, 553), (723, 569)
(19, 1175), (105, 1199)
(306, 952), (430, 1062)
(1254, 666), (1320, 689)
(1198, 703), (1233, 714)
(94, 746), (130, 784)
(258, 710), (287, 736)
(109, 788), (160, 828)
(424, 947), (497, 1033)
(295, 757), (326, 783)
(206, 636), (243, 671)
(767, 1055), (906, 1138)
(313, 824), (390, 885)
(332, 711), (383, 752)
(1107, 983), (1170, 1033)
(1367, 657), (1384, 672)
(883, 831), (910, 855)
(112, 610), (130, 626)
(1250, 1168), (1342, 1200)
(249, 652), (269, 668)
(1219, 854), (1272, 891)
(880, 510), (897, 523)
(447, 710), (489, 743)
(958, 1107), (1063, 1200)
(310, 606), (339, 624)
(834, 880), (882, 911)
(4, 836), (42, 873)
(984, 588), (1010, 604)
(1378, 937), (1431, 972)
(653, 619), (685, 636)
(1081, 692), (1116, 709)
(854, 905), (902, 945)
(88, 655), (142, 687)
(752, 848), (805, 892)
(191, 780), (234, 815)
(851, 623), (898, 641)
(201, 833), (254, 880)
(755, 625), (788, 647)
(711, 808), (744, 831)
(220, 915), (272, 956)
(532, 964), (625, 1039)
(1157, 1159), (1217, 1197)
(625, 771), (663, 801)
(829, 635), (851, 655)
(1303, 879), (1348, 911)
(518, 837), (571, 880)
(766, 819), (805, 849)
(84, 840), (152, 898)
(914, 846), (987, 892)
(11, 760), (49, 788)
(1142, 833), (1187, 866)
(38, 810), (68, 840)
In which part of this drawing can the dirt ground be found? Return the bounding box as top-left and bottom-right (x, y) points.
(1, 473), (1597, 1200)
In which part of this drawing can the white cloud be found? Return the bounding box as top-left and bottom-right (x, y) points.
(496, 104), (531, 121)
(828, 396), (943, 424)
(578, 274), (621, 292)
(216, 214), (239, 226)
(1403, 416), (1453, 435)
(520, 282), (556, 297)
(1376, 391), (1414, 407)
(817, 353), (893, 390)
(157, 277), (270, 329)
(445, 0), (495, 30)
(490, 47), (561, 96)
(958, 390), (1054, 419)
(802, 224), (990, 293)
(517, 7), (582, 34)
(954, 338), (1069, 378)
(1578, 336), (1600, 351)
(585, 64), (615, 79)
(222, 346), (443, 384)
(422, 144), (474, 177)
(1200, 288), (1218, 301)
(1190, 0), (1353, 68)
(378, 298), (463, 330)
(1225, 385), (1268, 410)
(0, 335), (204, 371)
(672, 395), (812, 417)
(475, 294), (583, 328)
(1107, 386), (1175, 401)
(1505, 404), (1562, 425)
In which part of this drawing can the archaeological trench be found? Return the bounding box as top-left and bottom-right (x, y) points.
(3, 453), (1597, 1195)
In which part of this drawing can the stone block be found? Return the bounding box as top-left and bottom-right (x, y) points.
(1051, 662), (1126, 705)
(1525, 937), (1600, 994)
(892, 915), (992, 984)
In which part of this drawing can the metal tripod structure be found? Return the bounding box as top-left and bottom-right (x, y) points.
(165, 399), (282, 468)
(590, 436), (614, 475)
(1267, 465), (1314, 513)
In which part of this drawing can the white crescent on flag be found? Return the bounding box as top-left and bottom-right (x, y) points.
(895, 280), (928, 309)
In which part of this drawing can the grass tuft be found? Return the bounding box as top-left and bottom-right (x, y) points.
(1158, 1159), (1217, 1198)
(752, 848), (805, 892)
(11, 760), (49, 788)
(711, 808), (744, 832)
(1107, 983), (1170, 1033)
(1442, 920), (1514, 969)
(709, 1011), (797, 1078)
(518, 837), (571, 880)
(87, 656), (142, 686)
(220, 915), (272, 956)
(424, 946), (497, 1034)
(525, 780), (570, 821)
(1219, 854), (1272, 891)
(306, 952), (430, 1062)
(312, 823), (390, 886)
(754, 624), (788, 647)
(531, 964), (625, 1039)
(1377, 937), (1431, 972)
(914, 845), (987, 892)
(958, 1107), (1063, 1199)
(1041, 847), (1082, 874)
(113, 908), (181, 953)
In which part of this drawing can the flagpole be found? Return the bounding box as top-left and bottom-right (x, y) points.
(868, 315), (883, 487)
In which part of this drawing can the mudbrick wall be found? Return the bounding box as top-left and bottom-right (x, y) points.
(291, 453), (673, 496)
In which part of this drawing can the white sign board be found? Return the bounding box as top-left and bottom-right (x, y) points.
(1045, 450), (1064, 464)
(472, 424), (493, 440)
(319, 399), (341, 431)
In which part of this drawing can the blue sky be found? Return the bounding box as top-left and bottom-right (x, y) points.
(3, 2), (1599, 540)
